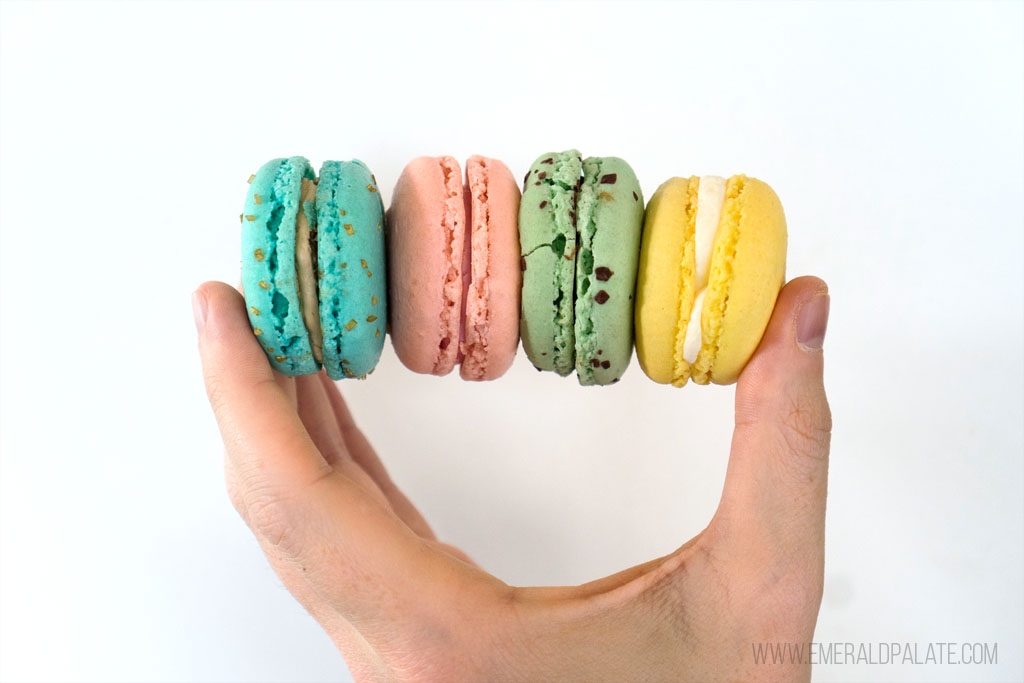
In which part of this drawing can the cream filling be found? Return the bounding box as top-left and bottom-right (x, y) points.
(295, 178), (323, 364)
(682, 175), (727, 364)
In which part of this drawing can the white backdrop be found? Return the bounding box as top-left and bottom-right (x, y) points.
(1, 2), (1021, 681)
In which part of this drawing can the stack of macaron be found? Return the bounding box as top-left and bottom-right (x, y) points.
(239, 152), (786, 387)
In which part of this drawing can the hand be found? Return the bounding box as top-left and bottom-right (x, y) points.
(194, 276), (831, 683)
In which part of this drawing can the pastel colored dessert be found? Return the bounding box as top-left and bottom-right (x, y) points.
(241, 157), (320, 376)
(315, 160), (387, 379)
(634, 175), (787, 386)
(386, 155), (522, 380)
(519, 150), (644, 385)
(241, 157), (386, 378)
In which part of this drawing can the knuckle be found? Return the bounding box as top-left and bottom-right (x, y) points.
(223, 464), (251, 523)
(748, 562), (824, 637)
(778, 393), (832, 461)
(245, 489), (300, 554)
(203, 369), (233, 416)
(232, 465), (307, 558)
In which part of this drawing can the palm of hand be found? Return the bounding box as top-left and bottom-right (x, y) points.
(198, 277), (830, 683)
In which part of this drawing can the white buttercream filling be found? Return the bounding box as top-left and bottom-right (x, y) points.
(682, 176), (727, 364)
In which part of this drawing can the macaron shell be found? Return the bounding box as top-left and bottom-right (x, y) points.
(386, 156), (466, 375)
(634, 176), (698, 385)
(460, 156), (522, 381)
(518, 150), (581, 375)
(573, 157), (645, 385)
(691, 176), (787, 384)
(316, 160), (387, 380)
(240, 156), (320, 376)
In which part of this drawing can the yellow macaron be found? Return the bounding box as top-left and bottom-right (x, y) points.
(635, 175), (787, 386)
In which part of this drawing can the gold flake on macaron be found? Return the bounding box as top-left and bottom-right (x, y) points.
(366, 184), (377, 193)
(247, 174), (255, 183)
(258, 280), (269, 290)
(254, 194), (262, 205)
(274, 355), (286, 362)
(250, 307), (260, 315)
(344, 224), (355, 236)
(254, 248), (264, 261)
(367, 315), (377, 322)
(345, 319), (357, 331)
(245, 215), (256, 221)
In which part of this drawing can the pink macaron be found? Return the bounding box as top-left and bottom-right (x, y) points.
(387, 155), (522, 380)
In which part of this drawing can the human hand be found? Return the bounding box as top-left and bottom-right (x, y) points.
(194, 275), (831, 682)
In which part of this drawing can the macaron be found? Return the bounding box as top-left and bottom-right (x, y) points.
(241, 157), (387, 379)
(634, 175), (787, 386)
(519, 150), (645, 385)
(241, 156), (320, 376)
(315, 160), (387, 379)
(386, 155), (522, 380)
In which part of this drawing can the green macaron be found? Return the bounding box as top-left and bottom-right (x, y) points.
(519, 150), (644, 385)
(519, 150), (582, 376)
(573, 157), (645, 385)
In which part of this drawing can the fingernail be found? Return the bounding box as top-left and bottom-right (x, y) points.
(797, 294), (829, 351)
(192, 290), (208, 334)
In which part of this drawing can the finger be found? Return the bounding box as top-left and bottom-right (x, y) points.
(294, 374), (347, 462)
(318, 373), (439, 541)
(295, 373), (390, 506)
(237, 279), (297, 406)
(195, 282), (443, 625)
(714, 276), (831, 568)
(195, 281), (332, 492)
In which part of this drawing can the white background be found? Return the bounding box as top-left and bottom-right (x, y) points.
(1, 1), (1021, 681)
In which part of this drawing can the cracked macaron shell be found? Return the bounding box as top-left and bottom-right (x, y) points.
(241, 156), (321, 376)
(573, 157), (644, 385)
(386, 156), (466, 375)
(635, 175), (786, 386)
(316, 160), (386, 380)
(518, 150), (582, 375)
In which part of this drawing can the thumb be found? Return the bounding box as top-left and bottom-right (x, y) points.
(714, 276), (832, 568)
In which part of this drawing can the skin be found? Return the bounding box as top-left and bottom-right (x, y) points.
(194, 275), (831, 682)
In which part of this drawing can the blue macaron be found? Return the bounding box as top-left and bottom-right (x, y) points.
(315, 161), (387, 379)
(241, 157), (387, 378)
(241, 157), (320, 376)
